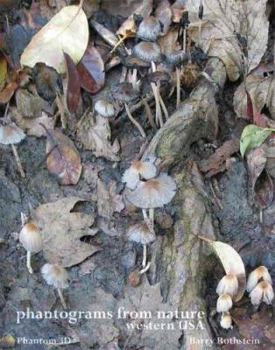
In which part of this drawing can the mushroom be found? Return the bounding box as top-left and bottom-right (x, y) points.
(246, 266), (272, 292)
(136, 16), (162, 42)
(19, 222), (43, 274)
(122, 159), (157, 190)
(216, 274), (238, 298)
(216, 294), (233, 313)
(94, 99), (116, 119)
(0, 121), (26, 177)
(165, 51), (189, 108)
(133, 41), (165, 127)
(121, 55), (150, 91)
(220, 312), (233, 330)
(127, 222), (156, 268)
(249, 281), (274, 306)
(126, 173), (177, 227)
(111, 82), (146, 138)
(41, 263), (69, 309)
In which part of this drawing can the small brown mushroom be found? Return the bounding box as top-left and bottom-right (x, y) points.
(122, 159), (157, 190)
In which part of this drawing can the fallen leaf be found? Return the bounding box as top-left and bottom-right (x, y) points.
(240, 125), (273, 157)
(0, 81), (18, 104)
(116, 0), (153, 37)
(15, 88), (52, 118)
(46, 128), (82, 185)
(20, 5), (89, 73)
(34, 197), (100, 267)
(199, 138), (240, 177)
(210, 240), (246, 302)
(97, 179), (124, 219)
(77, 113), (120, 161)
(247, 145), (267, 191)
(188, 0), (269, 78)
(265, 140), (275, 178)
(64, 53), (81, 114)
(77, 45), (105, 94)
(90, 19), (118, 47)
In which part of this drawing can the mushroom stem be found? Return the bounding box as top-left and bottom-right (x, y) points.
(11, 144), (25, 178)
(26, 251), (33, 274)
(142, 244), (147, 268)
(120, 66), (128, 82)
(139, 261), (151, 275)
(151, 82), (163, 127)
(142, 208), (148, 221)
(57, 288), (67, 309)
(183, 28), (187, 53)
(130, 68), (138, 91)
(149, 208), (154, 228)
(124, 103), (146, 138)
(157, 85), (169, 120)
(176, 67), (181, 109)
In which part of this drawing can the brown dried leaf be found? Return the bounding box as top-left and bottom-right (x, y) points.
(64, 52), (81, 114)
(97, 179), (124, 219)
(0, 55), (7, 90)
(77, 113), (120, 161)
(188, 0), (269, 78)
(199, 139), (240, 177)
(77, 45), (105, 94)
(34, 197), (100, 267)
(0, 81), (18, 104)
(46, 129), (82, 185)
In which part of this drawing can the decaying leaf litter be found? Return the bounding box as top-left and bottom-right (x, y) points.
(0, 0), (274, 349)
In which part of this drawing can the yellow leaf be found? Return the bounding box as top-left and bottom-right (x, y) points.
(20, 5), (89, 73)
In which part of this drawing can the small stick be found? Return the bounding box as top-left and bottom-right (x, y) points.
(11, 144), (25, 178)
(142, 98), (156, 129)
(124, 103), (146, 138)
(26, 251), (33, 274)
(57, 288), (67, 309)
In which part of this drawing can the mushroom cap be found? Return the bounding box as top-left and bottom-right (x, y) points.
(19, 222), (43, 253)
(147, 71), (171, 85)
(111, 82), (140, 103)
(246, 266), (272, 292)
(216, 294), (233, 313)
(94, 99), (115, 118)
(133, 42), (162, 63)
(0, 123), (26, 145)
(137, 16), (161, 42)
(41, 263), (69, 289)
(249, 281), (274, 306)
(126, 173), (177, 209)
(220, 312), (232, 329)
(122, 160), (157, 190)
(127, 222), (156, 245)
(216, 274), (239, 298)
(165, 51), (189, 66)
(123, 55), (150, 69)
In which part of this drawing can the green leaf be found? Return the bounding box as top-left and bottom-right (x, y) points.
(240, 125), (273, 157)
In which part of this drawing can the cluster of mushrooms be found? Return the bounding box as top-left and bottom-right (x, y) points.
(216, 266), (274, 329)
(121, 159), (176, 286)
(19, 215), (69, 309)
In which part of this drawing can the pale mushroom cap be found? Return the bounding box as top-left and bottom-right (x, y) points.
(41, 263), (69, 289)
(94, 99), (115, 118)
(122, 160), (157, 190)
(137, 16), (161, 42)
(0, 123), (26, 145)
(220, 313), (233, 329)
(249, 281), (274, 306)
(127, 222), (156, 245)
(216, 294), (233, 313)
(216, 274), (238, 297)
(246, 266), (272, 292)
(133, 42), (162, 63)
(19, 222), (43, 253)
(126, 173), (177, 209)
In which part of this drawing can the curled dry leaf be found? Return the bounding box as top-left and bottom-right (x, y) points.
(77, 113), (120, 162)
(64, 52), (81, 114)
(20, 5), (89, 73)
(187, 0), (269, 79)
(46, 129), (82, 185)
(33, 197), (100, 267)
(77, 46), (105, 94)
(210, 240), (246, 302)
